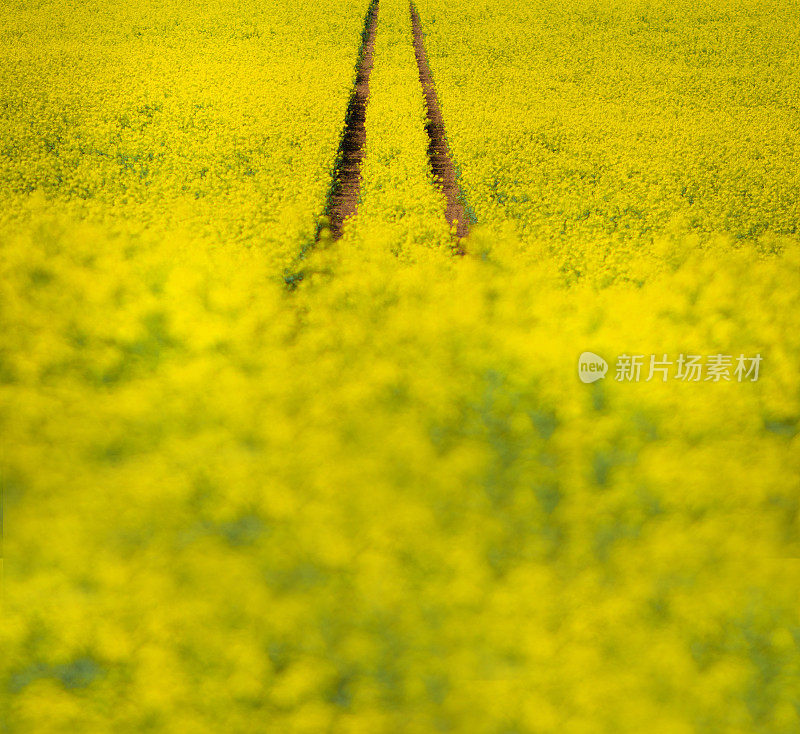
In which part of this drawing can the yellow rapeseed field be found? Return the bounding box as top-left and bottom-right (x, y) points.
(2, 0), (799, 732)
(420, 0), (800, 283)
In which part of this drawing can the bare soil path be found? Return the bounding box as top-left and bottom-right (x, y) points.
(409, 2), (470, 242)
(322, 0), (380, 241)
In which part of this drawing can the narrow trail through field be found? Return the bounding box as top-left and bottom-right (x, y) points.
(410, 2), (470, 242)
(322, 0), (380, 241)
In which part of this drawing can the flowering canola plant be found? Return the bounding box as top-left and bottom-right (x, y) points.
(0, 0), (371, 272)
(2, 0), (800, 732)
(418, 0), (800, 284)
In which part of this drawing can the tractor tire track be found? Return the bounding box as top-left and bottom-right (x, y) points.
(410, 2), (471, 243)
(321, 0), (380, 241)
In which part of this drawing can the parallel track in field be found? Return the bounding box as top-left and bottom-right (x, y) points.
(310, 0), (469, 256)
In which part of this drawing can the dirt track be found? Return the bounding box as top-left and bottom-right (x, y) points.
(323, 0), (380, 240)
(410, 2), (470, 242)
(321, 0), (469, 246)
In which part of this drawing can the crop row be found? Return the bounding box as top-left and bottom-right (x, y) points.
(417, 0), (800, 283)
(0, 0), (371, 272)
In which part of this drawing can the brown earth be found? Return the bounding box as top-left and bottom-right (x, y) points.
(322, 0), (380, 241)
(410, 2), (470, 243)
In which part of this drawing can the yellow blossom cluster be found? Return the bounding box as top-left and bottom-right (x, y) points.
(417, 0), (800, 283)
(0, 0), (370, 272)
(2, 0), (799, 732)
